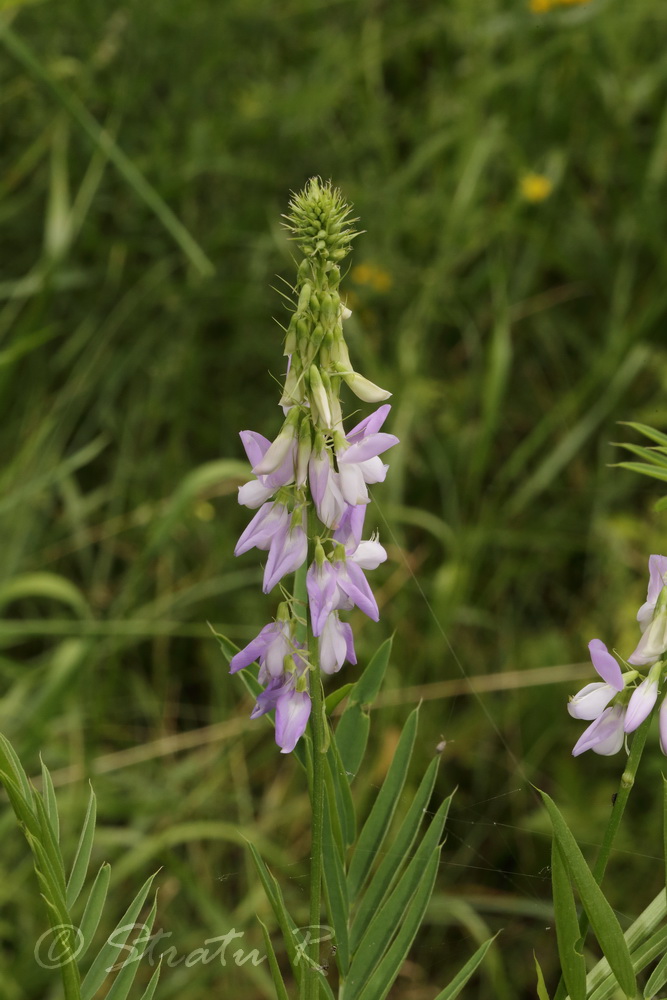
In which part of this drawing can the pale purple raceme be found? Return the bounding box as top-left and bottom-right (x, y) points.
(230, 181), (399, 752)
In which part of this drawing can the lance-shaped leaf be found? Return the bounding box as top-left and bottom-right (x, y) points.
(257, 916), (290, 1000)
(346, 791), (451, 993)
(350, 755), (440, 952)
(431, 935), (499, 1000)
(322, 794), (350, 976)
(78, 862), (112, 959)
(336, 638), (392, 781)
(80, 871), (158, 1000)
(66, 783), (97, 909)
(103, 891), (160, 1000)
(356, 847), (441, 1000)
(326, 730), (355, 849)
(245, 839), (304, 991)
(534, 953), (552, 1000)
(347, 705), (419, 902)
(137, 959), (162, 1000)
(40, 757), (60, 842)
(539, 789), (636, 999)
(551, 838), (586, 1000)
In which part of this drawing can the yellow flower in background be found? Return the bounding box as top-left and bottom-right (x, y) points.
(351, 262), (393, 293)
(530, 0), (592, 9)
(520, 172), (553, 203)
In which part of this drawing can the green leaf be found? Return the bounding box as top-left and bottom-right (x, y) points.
(551, 839), (586, 1000)
(326, 727), (356, 848)
(104, 891), (159, 1000)
(66, 783), (97, 909)
(336, 638), (392, 780)
(80, 871), (158, 1000)
(334, 703), (370, 783)
(324, 683), (354, 715)
(534, 953), (552, 1000)
(618, 421), (667, 448)
(347, 792), (451, 993)
(257, 917), (290, 1000)
(0, 732), (35, 801)
(359, 847), (441, 1000)
(40, 758), (60, 843)
(137, 959), (162, 1000)
(431, 935), (499, 1000)
(350, 756), (440, 952)
(349, 637), (392, 706)
(245, 839), (303, 989)
(539, 789), (637, 999)
(645, 949), (667, 999)
(614, 442), (667, 467)
(322, 794), (350, 975)
(614, 461), (667, 484)
(79, 862), (111, 958)
(347, 705), (419, 902)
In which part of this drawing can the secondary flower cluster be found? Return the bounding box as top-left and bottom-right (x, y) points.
(569, 555), (667, 757)
(229, 179), (398, 752)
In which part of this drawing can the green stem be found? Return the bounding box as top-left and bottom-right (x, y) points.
(293, 561), (326, 1000)
(553, 713), (652, 1000)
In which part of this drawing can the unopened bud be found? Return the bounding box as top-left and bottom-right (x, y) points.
(296, 417), (312, 486)
(308, 364), (332, 427)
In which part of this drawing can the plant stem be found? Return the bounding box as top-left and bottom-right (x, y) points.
(293, 561), (326, 1000)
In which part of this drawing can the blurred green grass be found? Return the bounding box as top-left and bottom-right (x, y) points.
(2, 0), (667, 995)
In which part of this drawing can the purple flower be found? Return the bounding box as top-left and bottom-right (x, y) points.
(568, 682), (618, 721)
(229, 618), (304, 682)
(248, 667), (311, 754)
(628, 555), (667, 666)
(275, 689), (311, 753)
(572, 705), (626, 757)
(253, 408), (302, 477)
(263, 510), (308, 593)
(660, 697), (667, 756)
(309, 446), (345, 528)
(307, 557), (339, 636)
(587, 639), (624, 690)
(332, 558), (379, 622)
(334, 405), (399, 506)
(636, 555), (667, 631)
(237, 431), (296, 508)
(235, 502), (289, 556)
(333, 504), (366, 551)
(624, 671), (659, 733)
(319, 612), (356, 674)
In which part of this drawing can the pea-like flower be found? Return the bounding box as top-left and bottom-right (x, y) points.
(628, 555), (667, 666)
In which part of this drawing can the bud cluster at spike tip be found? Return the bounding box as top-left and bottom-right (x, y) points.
(568, 555), (667, 757)
(230, 179), (398, 753)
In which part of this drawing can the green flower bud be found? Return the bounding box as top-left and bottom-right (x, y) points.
(283, 177), (361, 263)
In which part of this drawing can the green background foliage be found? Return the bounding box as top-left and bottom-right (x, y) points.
(2, 0), (667, 995)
